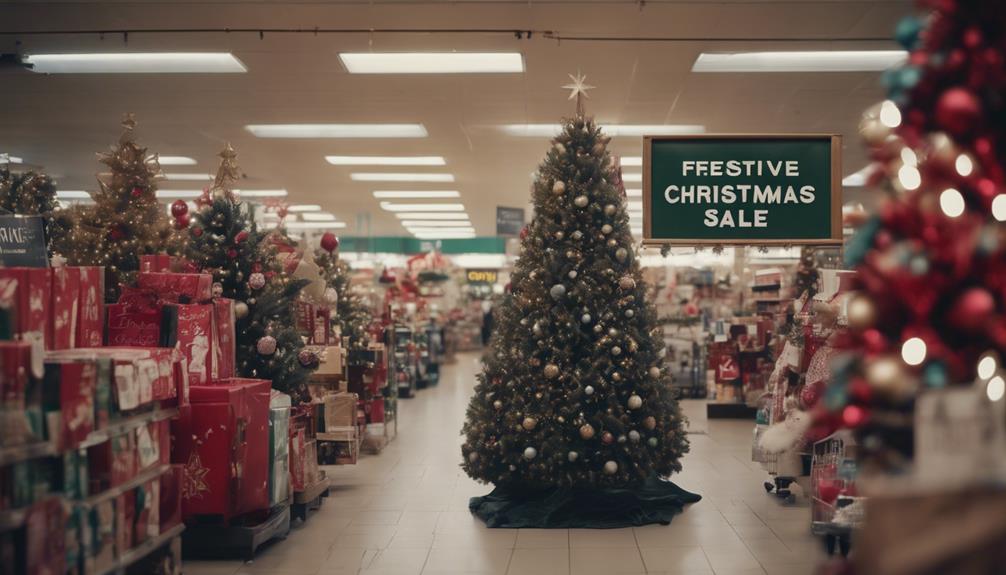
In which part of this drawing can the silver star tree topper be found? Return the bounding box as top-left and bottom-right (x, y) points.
(563, 71), (595, 117)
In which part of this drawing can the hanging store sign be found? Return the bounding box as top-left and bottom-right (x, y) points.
(643, 135), (842, 245)
(0, 215), (48, 267)
(496, 206), (525, 236)
(466, 269), (498, 285)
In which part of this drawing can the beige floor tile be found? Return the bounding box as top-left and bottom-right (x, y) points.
(514, 529), (569, 549)
(639, 546), (713, 574)
(183, 560), (242, 575)
(569, 546), (645, 575)
(365, 548), (432, 575)
(388, 532), (437, 549)
(352, 510), (405, 526)
(424, 547), (513, 574)
(569, 528), (638, 548)
(431, 529), (518, 549)
(506, 547), (570, 575)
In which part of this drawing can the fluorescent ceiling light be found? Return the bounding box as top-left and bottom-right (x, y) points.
(620, 156), (642, 167)
(406, 226), (476, 234)
(625, 188), (642, 197)
(622, 173), (642, 183)
(413, 231), (476, 239)
(246, 124), (427, 138)
(155, 190), (203, 199)
(288, 204), (321, 212)
(235, 189), (288, 197)
(401, 220), (472, 227)
(372, 190), (459, 199)
(25, 52), (247, 74)
(501, 124), (705, 137)
(843, 165), (872, 187)
(351, 173), (454, 182)
(0, 153), (23, 164)
(158, 156), (197, 166)
(340, 52), (524, 74)
(56, 190), (91, 199)
(393, 212), (470, 220)
(692, 50), (908, 73)
(326, 155), (445, 166)
(163, 172), (212, 181)
(286, 221), (347, 230)
(301, 212), (337, 221)
(381, 202), (464, 212)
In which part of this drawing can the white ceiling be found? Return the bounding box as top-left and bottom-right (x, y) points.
(0, 0), (911, 236)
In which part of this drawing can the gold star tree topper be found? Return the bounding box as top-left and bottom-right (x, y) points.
(563, 71), (595, 116)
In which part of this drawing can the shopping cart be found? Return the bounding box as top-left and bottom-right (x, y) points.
(810, 431), (863, 556)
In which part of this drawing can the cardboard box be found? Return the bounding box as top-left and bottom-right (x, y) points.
(137, 272), (213, 303)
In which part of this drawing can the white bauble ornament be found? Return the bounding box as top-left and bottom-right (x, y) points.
(494, 400), (503, 410)
(625, 309), (635, 318)
(581, 313), (592, 324)
(552, 180), (566, 195)
(601, 224), (613, 235)
(568, 270), (578, 279)
(649, 367), (661, 379)
(627, 395), (643, 409)
(568, 451), (579, 462)
(584, 385), (595, 396)
(550, 284), (566, 299)
(603, 461), (618, 475)
(604, 204), (616, 216)
(611, 346), (622, 356)
(628, 430), (641, 442)
(234, 301), (249, 318)
(324, 287), (339, 305)
(574, 195), (589, 208)
(571, 230), (583, 240)
(523, 447), (537, 460)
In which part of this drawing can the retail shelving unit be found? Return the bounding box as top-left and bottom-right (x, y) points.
(392, 325), (417, 398)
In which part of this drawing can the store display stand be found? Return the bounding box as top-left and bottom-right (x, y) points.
(291, 470), (329, 523)
(181, 503), (291, 561)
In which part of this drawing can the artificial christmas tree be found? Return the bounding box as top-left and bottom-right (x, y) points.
(314, 236), (372, 352)
(461, 75), (697, 528)
(792, 246), (819, 300)
(184, 144), (314, 402)
(57, 115), (176, 299)
(0, 168), (72, 257)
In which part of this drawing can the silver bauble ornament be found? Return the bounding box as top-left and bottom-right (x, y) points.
(571, 230), (583, 240)
(568, 270), (578, 279)
(568, 451), (579, 462)
(552, 180), (566, 195)
(603, 461), (618, 475)
(581, 313), (592, 324)
(615, 248), (629, 262)
(494, 400), (503, 410)
(607, 239), (618, 248)
(601, 224), (613, 235)
(628, 430), (641, 442)
(611, 346), (622, 356)
(555, 231), (565, 240)
(604, 204), (616, 216)
(550, 284), (566, 299)
(574, 195), (589, 208)
(324, 287), (339, 305)
(625, 309), (635, 318)
(524, 447), (537, 460)
(627, 395), (643, 409)
(584, 385), (595, 396)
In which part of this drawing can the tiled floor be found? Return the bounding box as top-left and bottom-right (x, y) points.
(186, 353), (824, 575)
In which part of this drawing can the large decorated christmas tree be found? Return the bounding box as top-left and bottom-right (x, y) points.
(461, 76), (697, 528)
(57, 114), (176, 300)
(183, 144), (314, 402)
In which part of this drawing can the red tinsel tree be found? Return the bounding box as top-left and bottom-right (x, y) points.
(816, 0), (1006, 473)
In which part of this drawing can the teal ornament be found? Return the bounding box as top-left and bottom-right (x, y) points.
(923, 362), (948, 388)
(895, 16), (924, 49)
(909, 254), (929, 275)
(897, 66), (922, 89)
(844, 215), (882, 267)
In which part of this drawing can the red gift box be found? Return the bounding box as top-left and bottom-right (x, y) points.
(289, 427), (306, 491)
(0, 341), (31, 405)
(313, 307), (331, 345)
(43, 360), (97, 448)
(72, 267), (105, 348)
(139, 254), (172, 273)
(212, 298), (236, 380)
(159, 464), (183, 531)
(173, 304), (214, 386)
(137, 272), (213, 303)
(0, 268), (50, 349)
(295, 300), (314, 337)
(105, 303), (174, 348)
(173, 378), (270, 519)
(88, 433), (137, 492)
(24, 497), (66, 575)
(116, 491), (134, 557)
(49, 267), (79, 350)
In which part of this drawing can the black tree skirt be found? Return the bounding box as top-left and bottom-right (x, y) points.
(469, 475), (701, 529)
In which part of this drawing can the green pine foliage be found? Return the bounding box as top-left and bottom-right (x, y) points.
(185, 146), (313, 402)
(315, 247), (372, 354)
(792, 246), (819, 300)
(461, 116), (689, 488)
(0, 168), (72, 257)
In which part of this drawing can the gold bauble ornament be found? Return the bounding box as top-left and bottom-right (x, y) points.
(522, 417), (537, 431)
(847, 294), (877, 331)
(579, 423), (595, 440)
(644, 416), (657, 430)
(544, 364), (559, 379)
(859, 102), (892, 146)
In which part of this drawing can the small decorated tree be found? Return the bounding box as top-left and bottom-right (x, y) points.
(315, 235), (373, 352)
(184, 144), (314, 402)
(58, 114), (175, 299)
(461, 75), (697, 527)
(0, 168), (72, 257)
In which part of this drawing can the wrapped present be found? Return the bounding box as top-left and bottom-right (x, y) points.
(115, 491), (134, 558)
(63, 450), (88, 500)
(269, 391), (291, 506)
(173, 378), (270, 519)
(133, 479), (158, 544)
(41, 359), (97, 449)
(139, 254), (172, 273)
(24, 497), (66, 575)
(289, 427), (306, 491)
(137, 272), (213, 303)
(323, 392), (358, 430)
(86, 498), (116, 573)
(172, 304), (214, 386)
(315, 346), (346, 378)
(158, 465), (182, 532)
(105, 303), (176, 348)
(0, 342), (37, 446)
(87, 433), (137, 492)
(312, 307), (331, 345)
(0, 268), (50, 350)
(72, 267), (105, 348)
(212, 298), (236, 380)
(49, 267), (79, 350)
(294, 300), (314, 337)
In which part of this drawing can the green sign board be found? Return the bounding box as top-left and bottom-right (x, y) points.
(643, 135), (842, 245)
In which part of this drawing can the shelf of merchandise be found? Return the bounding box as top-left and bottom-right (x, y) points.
(80, 463), (172, 508)
(96, 523), (184, 575)
(392, 325), (417, 398)
(0, 441), (58, 468)
(78, 407), (179, 450)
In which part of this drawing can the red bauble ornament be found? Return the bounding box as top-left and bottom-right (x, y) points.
(936, 88), (982, 136)
(950, 287), (996, 332)
(817, 480), (842, 504)
(108, 226), (125, 241)
(519, 226), (529, 240)
(192, 226), (204, 238)
(173, 213), (190, 230)
(800, 380), (826, 409)
(235, 231), (249, 244)
(130, 186), (144, 198)
(601, 431), (614, 445)
(320, 232), (339, 253)
(170, 200), (189, 218)
(841, 405), (868, 428)
(226, 248), (238, 259)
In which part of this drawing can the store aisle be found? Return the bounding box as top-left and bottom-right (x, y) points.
(186, 353), (824, 575)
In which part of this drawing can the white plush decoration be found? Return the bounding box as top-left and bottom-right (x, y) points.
(291, 256), (327, 303)
(758, 410), (813, 454)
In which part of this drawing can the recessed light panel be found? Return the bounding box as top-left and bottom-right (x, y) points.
(163, 173), (212, 181)
(380, 202), (465, 212)
(246, 124), (427, 138)
(373, 191), (460, 199)
(400, 220), (472, 227)
(326, 156), (445, 166)
(301, 213), (338, 221)
(25, 52), (247, 74)
(157, 156), (198, 166)
(394, 212), (470, 220)
(340, 52), (523, 74)
(352, 173), (454, 182)
(501, 124), (705, 137)
(155, 190), (203, 199)
(288, 204), (322, 212)
(235, 189), (288, 197)
(692, 50), (908, 73)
